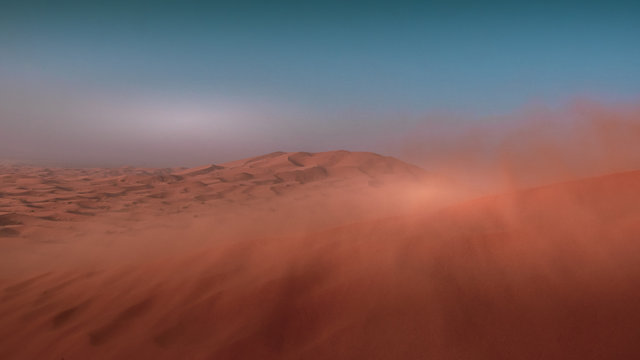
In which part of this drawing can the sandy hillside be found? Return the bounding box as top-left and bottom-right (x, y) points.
(0, 151), (452, 277)
(1, 151), (640, 359)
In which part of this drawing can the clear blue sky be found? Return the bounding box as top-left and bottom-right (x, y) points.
(1, 0), (639, 165)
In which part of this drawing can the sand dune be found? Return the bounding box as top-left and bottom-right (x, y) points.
(0, 151), (448, 276)
(1, 151), (639, 359)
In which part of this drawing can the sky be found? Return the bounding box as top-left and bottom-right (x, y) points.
(1, 0), (639, 166)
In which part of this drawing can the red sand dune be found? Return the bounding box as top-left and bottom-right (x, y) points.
(1, 151), (639, 359)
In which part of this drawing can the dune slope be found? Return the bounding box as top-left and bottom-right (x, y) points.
(1, 155), (639, 359)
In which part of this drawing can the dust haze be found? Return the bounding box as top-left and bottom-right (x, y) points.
(1, 100), (640, 359)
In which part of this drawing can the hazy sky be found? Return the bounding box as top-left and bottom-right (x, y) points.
(1, 0), (639, 166)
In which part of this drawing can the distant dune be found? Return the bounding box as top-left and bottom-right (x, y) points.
(0, 151), (451, 277)
(1, 151), (639, 359)
(0, 150), (433, 225)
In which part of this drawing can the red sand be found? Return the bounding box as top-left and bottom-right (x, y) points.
(1, 151), (639, 359)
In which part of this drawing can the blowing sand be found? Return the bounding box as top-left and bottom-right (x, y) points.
(1, 150), (639, 359)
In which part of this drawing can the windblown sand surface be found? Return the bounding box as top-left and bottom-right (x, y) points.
(1, 150), (639, 359)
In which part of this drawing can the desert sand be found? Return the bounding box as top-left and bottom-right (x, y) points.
(1, 150), (639, 359)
